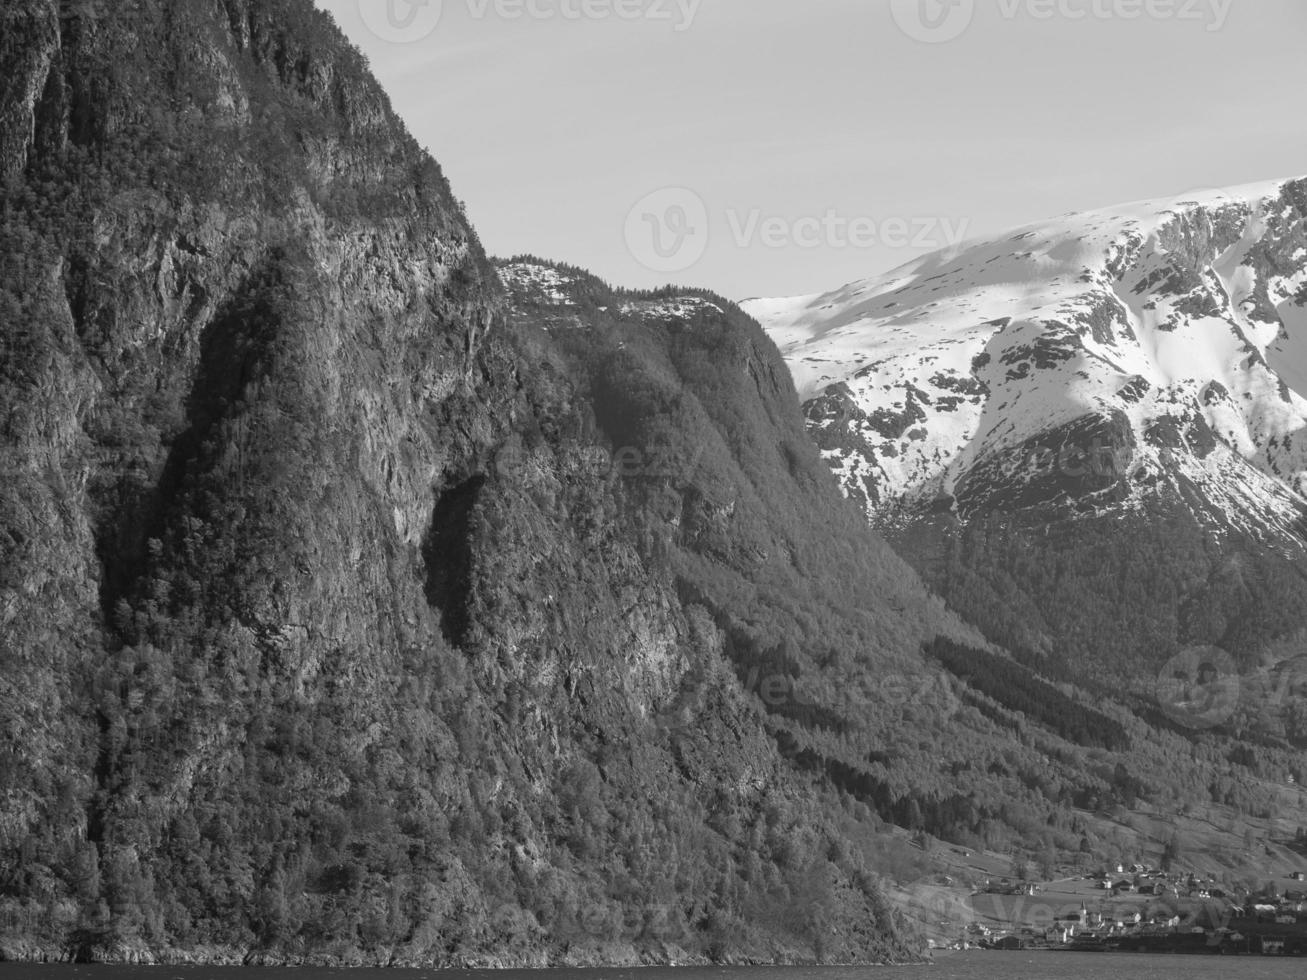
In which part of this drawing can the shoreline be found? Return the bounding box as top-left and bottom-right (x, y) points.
(0, 937), (926, 970)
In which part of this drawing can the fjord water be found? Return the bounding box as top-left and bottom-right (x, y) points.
(2, 956), (1306, 980)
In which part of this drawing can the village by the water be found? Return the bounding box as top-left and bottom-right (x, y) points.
(916, 850), (1307, 957)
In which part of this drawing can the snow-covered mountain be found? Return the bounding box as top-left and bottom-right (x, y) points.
(744, 179), (1307, 548)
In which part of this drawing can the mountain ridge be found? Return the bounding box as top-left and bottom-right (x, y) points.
(746, 179), (1307, 533)
(746, 178), (1307, 679)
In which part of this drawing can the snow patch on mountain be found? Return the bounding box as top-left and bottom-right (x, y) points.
(745, 179), (1307, 546)
(499, 262), (579, 305)
(621, 296), (724, 321)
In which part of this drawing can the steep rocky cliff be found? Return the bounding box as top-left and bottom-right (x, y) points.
(0, 0), (979, 965)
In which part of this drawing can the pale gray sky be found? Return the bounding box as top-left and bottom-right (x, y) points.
(318, 0), (1307, 300)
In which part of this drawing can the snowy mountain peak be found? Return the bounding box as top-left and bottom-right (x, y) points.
(745, 178), (1307, 545)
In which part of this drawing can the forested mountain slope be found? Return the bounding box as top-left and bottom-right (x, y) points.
(0, 0), (974, 965)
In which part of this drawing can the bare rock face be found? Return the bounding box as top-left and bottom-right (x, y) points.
(1, 0), (958, 966)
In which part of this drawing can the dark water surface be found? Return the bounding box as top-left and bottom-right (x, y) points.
(2, 954), (1306, 980)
